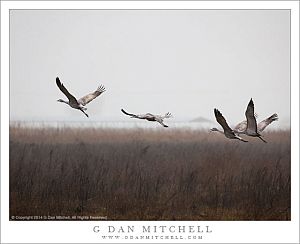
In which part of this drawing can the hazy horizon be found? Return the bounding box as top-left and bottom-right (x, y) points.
(10, 10), (290, 129)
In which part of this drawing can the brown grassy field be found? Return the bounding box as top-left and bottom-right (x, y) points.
(9, 126), (291, 220)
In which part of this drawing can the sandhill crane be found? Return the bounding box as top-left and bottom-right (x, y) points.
(56, 77), (105, 117)
(121, 109), (172, 127)
(234, 113), (278, 134)
(244, 98), (267, 143)
(210, 113), (257, 134)
(211, 108), (248, 142)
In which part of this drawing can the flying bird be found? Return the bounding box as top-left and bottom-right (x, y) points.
(56, 77), (105, 117)
(244, 98), (267, 143)
(234, 113), (278, 134)
(211, 108), (248, 142)
(121, 109), (172, 127)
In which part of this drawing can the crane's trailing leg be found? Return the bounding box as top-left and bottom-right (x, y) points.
(80, 108), (89, 117)
(258, 136), (267, 143)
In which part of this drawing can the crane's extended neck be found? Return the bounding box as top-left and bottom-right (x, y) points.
(210, 128), (224, 134)
(57, 99), (69, 105)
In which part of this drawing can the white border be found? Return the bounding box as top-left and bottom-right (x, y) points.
(1, 1), (299, 243)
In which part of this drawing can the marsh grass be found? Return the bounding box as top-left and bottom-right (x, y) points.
(9, 126), (291, 220)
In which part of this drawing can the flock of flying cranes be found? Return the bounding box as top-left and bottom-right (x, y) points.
(56, 77), (278, 143)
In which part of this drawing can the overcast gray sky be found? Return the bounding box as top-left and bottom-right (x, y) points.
(10, 10), (290, 128)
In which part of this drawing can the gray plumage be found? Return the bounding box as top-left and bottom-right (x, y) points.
(212, 108), (248, 142)
(121, 109), (171, 127)
(234, 113), (278, 134)
(244, 98), (267, 143)
(56, 77), (105, 117)
(212, 112), (278, 135)
(257, 113), (278, 132)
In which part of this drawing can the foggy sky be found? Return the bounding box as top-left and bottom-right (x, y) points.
(10, 10), (290, 128)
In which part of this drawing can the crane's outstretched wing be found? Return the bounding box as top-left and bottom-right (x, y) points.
(163, 112), (172, 119)
(156, 112), (172, 120)
(234, 113), (258, 134)
(258, 113), (278, 132)
(234, 120), (247, 134)
(214, 109), (232, 132)
(56, 77), (78, 104)
(214, 109), (243, 139)
(78, 85), (106, 106)
(245, 98), (258, 134)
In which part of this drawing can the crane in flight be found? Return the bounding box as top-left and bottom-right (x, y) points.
(234, 113), (278, 134)
(211, 108), (248, 142)
(121, 109), (172, 127)
(211, 113), (278, 135)
(56, 77), (105, 117)
(243, 98), (268, 143)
